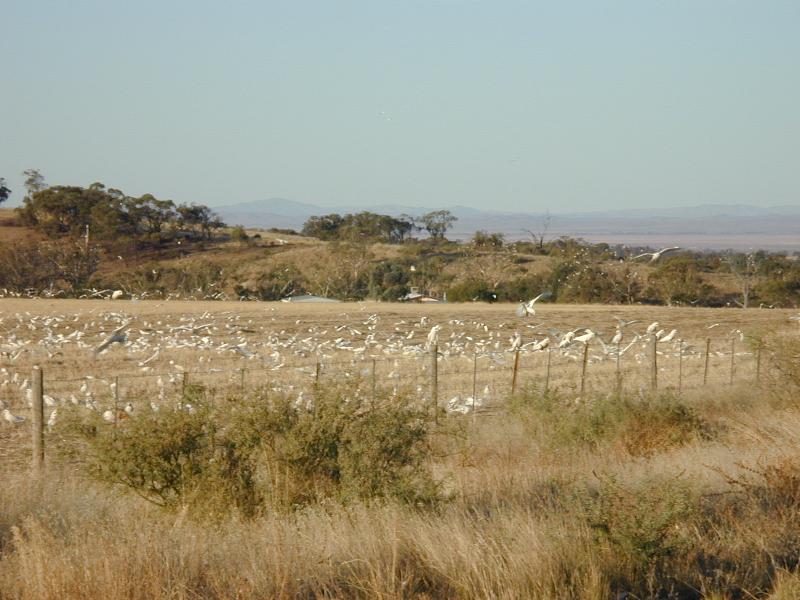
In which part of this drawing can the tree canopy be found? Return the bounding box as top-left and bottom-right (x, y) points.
(302, 212), (415, 243)
(0, 178), (10, 205)
(17, 179), (223, 242)
(418, 210), (457, 242)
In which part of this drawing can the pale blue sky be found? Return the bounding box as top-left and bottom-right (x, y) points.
(1, 1), (798, 212)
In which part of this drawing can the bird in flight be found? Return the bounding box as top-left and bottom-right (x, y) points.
(631, 247), (681, 263)
(516, 291), (552, 317)
(94, 323), (128, 355)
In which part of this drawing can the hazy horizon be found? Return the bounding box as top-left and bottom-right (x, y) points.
(2, 1), (799, 213)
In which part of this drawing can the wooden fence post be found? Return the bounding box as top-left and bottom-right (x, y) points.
(615, 340), (622, 395)
(703, 338), (711, 386)
(471, 352), (478, 417)
(371, 358), (377, 408)
(430, 344), (438, 423)
(729, 337), (735, 385)
(651, 335), (658, 391)
(678, 341), (683, 392)
(113, 375), (120, 428)
(511, 349), (521, 395)
(315, 362), (321, 387)
(31, 366), (44, 471)
(545, 348), (552, 395)
(240, 368), (246, 393)
(182, 371), (188, 396)
(580, 342), (590, 397)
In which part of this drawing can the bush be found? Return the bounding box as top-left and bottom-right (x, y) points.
(61, 406), (260, 518)
(59, 385), (438, 517)
(446, 279), (496, 302)
(256, 388), (438, 507)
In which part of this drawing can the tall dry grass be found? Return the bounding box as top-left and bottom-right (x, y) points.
(3, 339), (800, 598)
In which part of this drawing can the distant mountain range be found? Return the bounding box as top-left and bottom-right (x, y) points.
(214, 199), (800, 252)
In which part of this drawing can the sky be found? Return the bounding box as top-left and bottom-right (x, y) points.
(1, 1), (799, 213)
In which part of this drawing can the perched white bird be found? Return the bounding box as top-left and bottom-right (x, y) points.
(2, 408), (25, 425)
(111, 290), (124, 300)
(611, 329), (623, 345)
(646, 322), (659, 335)
(659, 329), (678, 343)
(573, 330), (596, 344)
(47, 408), (58, 430)
(558, 331), (576, 348)
(631, 247), (681, 263)
(532, 337), (550, 351)
(426, 325), (442, 350)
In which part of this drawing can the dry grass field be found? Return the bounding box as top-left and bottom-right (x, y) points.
(2, 299), (800, 599)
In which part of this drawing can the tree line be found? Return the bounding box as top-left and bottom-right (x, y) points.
(301, 210), (457, 243)
(12, 169), (225, 242)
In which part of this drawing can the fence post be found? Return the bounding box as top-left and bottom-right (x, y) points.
(615, 340), (622, 395)
(678, 341), (683, 392)
(113, 375), (120, 428)
(430, 344), (438, 424)
(31, 366), (44, 471)
(182, 371), (188, 396)
(371, 358), (377, 408)
(703, 338), (711, 386)
(510, 350), (521, 395)
(315, 362), (321, 387)
(240, 368), (246, 393)
(471, 352), (478, 418)
(729, 337), (735, 385)
(545, 348), (552, 395)
(651, 335), (658, 391)
(580, 342), (590, 397)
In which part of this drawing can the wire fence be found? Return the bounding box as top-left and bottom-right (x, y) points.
(3, 332), (772, 470)
(8, 334), (763, 417)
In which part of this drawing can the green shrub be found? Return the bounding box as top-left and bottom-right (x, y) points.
(256, 389), (438, 507)
(59, 385), (438, 517)
(62, 406), (260, 518)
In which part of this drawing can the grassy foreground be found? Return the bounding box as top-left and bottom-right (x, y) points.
(2, 347), (800, 599)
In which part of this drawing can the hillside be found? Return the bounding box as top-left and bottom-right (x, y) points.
(0, 208), (793, 307)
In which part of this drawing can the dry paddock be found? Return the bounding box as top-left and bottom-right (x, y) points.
(0, 299), (793, 413)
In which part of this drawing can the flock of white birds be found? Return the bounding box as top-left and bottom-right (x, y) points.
(0, 296), (787, 429)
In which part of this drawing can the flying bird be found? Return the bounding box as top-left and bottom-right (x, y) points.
(516, 291), (551, 317)
(631, 247), (681, 263)
(94, 323), (128, 355)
